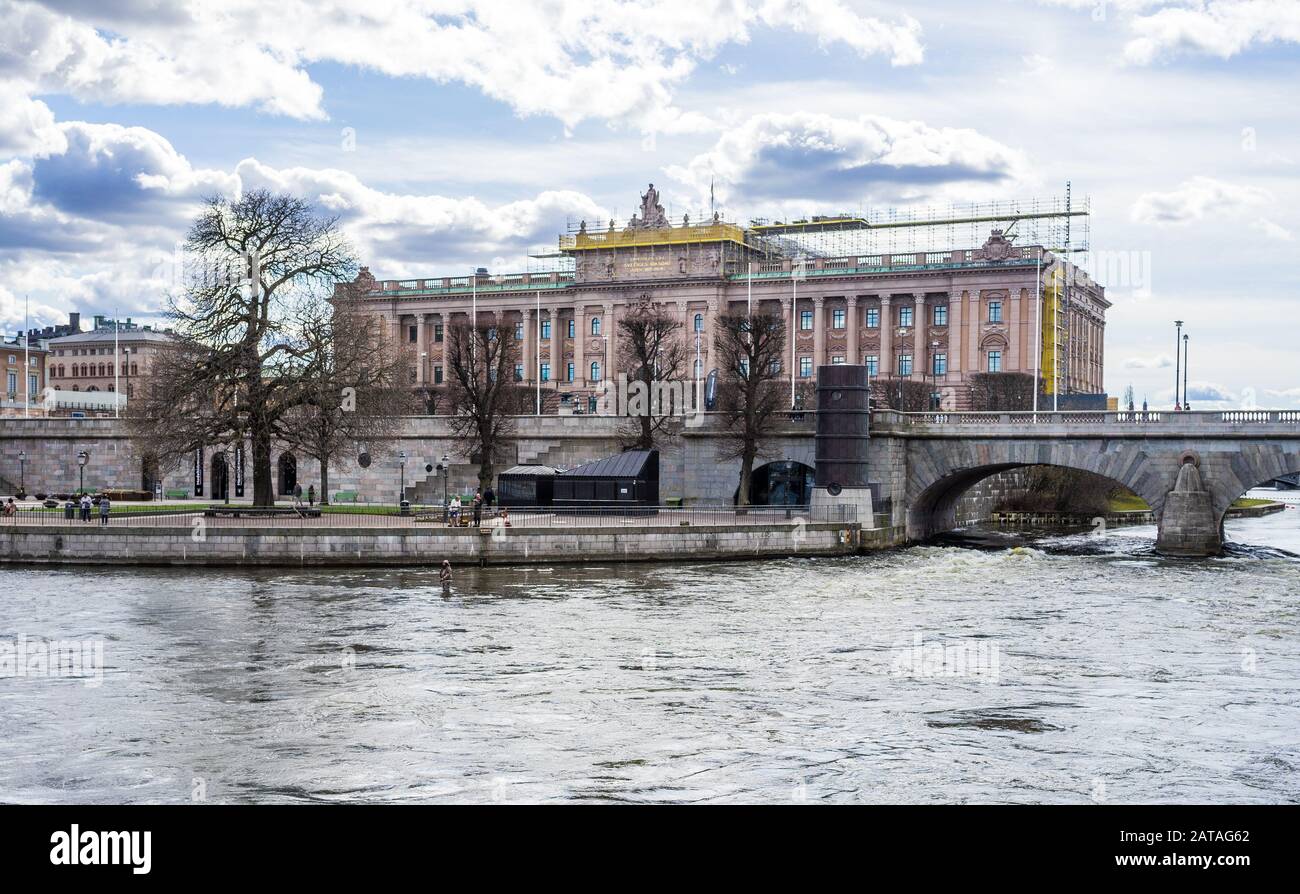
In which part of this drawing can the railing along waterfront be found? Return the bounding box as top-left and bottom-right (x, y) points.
(2, 503), (857, 529)
(876, 410), (1300, 426)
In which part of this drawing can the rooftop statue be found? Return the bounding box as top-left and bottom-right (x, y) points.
(634, 182), (669, 229)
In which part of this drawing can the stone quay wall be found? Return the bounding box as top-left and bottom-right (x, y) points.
(0, 521), (861, 567)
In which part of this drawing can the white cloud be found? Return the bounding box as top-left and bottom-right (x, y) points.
(1123, 353), (1174, 369)
(1184, 381), (1234, 403)
(1251, 218), (1293, 241)
(0, 84), (66, 157)
(2, 0), (924, 132)
(1130, 175), (1272, 225)
(1125, 0), (1300, 64)
(1031, 1), (1300, 64)
(669, 111), (1029, 212)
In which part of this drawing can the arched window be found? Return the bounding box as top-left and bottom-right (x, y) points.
(589, 361), (601, 383)
(693, 313), (703, 332)
(693, 358), (703, 379)
(130, 363), (138, 375)
(590, 316), (601, 336)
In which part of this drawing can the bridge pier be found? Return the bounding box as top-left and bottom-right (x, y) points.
(1155, 459), (1222, 557)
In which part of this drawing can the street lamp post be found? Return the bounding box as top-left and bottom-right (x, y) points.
(398, 451), (407, 505)
(1183, 333), (1190, 411)
(929, 340), (940, 410)
(437, 453), (450, 522)
(77, 450), (88, 495)
(1173, 320), (1184, 410)
(18, 450), (26, 495)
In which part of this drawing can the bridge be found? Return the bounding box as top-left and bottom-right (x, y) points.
(859, 409), (1300, 556)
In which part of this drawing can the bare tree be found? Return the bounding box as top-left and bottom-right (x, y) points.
(616, 294), (688, 449)
(870, 378), (931, 411)
(969, 372), (1036, 411)
(277, 304), (419, 503)
(713, 312), (787, 506)
(128, 189), (356, 505)
(444, 319), (524, 490)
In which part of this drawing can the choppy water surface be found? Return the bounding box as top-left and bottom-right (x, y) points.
(1, 504), (1298, 804)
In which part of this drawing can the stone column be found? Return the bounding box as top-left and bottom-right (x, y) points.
(574, 306), (586, 384)
(912, 293), (927, 381)
(436, 311), (448, 383)
(603, 302), (616, 384)
(947, 291), (962, 374)
(967, 291), (981, 372)
(416, 312), (428, 384)
(879, 295), (893, 377)
(523, 308), (536, 383)
(548, 307), (560, 382)
(846, 296), (859, 365)
(705, 299), (718, 374)
(812, 296), (825, 370)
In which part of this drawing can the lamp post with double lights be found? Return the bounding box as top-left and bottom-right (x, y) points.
(1174, 320), (1184, 410)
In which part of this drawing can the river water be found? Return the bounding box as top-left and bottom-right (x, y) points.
(1, 500), (1297, 804)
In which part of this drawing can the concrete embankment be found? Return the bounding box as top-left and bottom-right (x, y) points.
(0, 521), (862, 567)
(989, 500), (1286, 529)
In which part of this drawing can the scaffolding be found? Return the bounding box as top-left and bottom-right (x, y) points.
(746, 192), (1091, 264)
(1040, 265), (1068, 396)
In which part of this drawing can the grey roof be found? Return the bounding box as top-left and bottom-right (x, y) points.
(561, 449), (656, 479)
(500, 464), (563, 477)
(49, 328), (177, 346)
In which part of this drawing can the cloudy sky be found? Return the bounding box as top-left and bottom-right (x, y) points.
(2, 0), (1297, 408)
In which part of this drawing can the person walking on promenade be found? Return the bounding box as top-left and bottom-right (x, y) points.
(439, 559), (452, 596)
(79, 493), (92, 522)
(472, 488), (482, 526)
(308, 485), (316, 507)
(2, 498), (15, 522)
(483, 485), (496, 517)
(449, 495), (461, 527)
(99, 494), (111, 526)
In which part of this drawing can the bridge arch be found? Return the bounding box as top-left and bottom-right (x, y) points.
(1205, 445), (1300, 534)
(904, 440), (1170, 540)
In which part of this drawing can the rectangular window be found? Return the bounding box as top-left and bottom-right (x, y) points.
(988, 350), (1002, 372)
(434, 323), (443, 343)
(540, 363), (550, 383)
(567, 319), (575, 338)
(514, 322), (524, 340)
(898, 354), (913, 376)
(408, 325), (417, 343)
(541, 320), (551, 340)
(899, 306), (913, 328)
(800, 310), (813, 330)
(739, 359), (750, 379)
(865, 355), (879, 376)
(799, 357), (812, 378)
(514, 364), (524, 382)
(989, 301), (1002, 323)
(6, 371), (14, 394)
(866, 307), (879, 329)
(933, 353), (947, 375)
(434, 365), (443, 385)
(769, 359), (782, 375)
(831, 356), (845, 365)
(566, 362), (575, 382)
(933, 304), (948, 327)
(832, 308), (846, 329)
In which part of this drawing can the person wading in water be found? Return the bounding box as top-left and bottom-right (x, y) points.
(440, 560), (452, 596)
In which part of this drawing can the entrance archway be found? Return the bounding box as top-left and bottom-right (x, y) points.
(734, 460), (814, 505)
(211, 453), (229, 501)
(277, 452), (297, 496)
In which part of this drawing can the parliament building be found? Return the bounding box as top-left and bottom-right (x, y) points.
(336, 184), (1108, 411)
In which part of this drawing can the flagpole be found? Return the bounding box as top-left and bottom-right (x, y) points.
(1032, 248), (1042, 420)
(114, 307), (120, 417)
(535, 290), (541, 416)
(23, 294), (30, 418)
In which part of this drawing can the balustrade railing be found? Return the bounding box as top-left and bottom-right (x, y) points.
(876, 410), (1300, 426)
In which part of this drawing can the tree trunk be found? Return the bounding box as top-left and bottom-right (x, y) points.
(318, 457), (330, 506)
(252, 425), (274, 506)
(737, 445), (756, 506)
